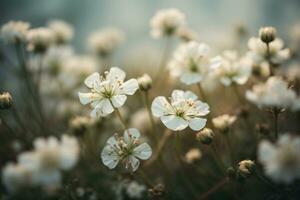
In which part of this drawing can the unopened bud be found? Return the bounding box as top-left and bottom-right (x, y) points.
(259, 26), (276, 44)
(237, 160), (256, 181)
(0, 92), (13, 109)
(196, 128), (214, 145)
(137, 74), (152, 91)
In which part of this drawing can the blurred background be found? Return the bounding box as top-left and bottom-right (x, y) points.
(1, 0), (299, 53)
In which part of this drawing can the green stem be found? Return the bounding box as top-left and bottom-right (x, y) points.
(225, 133), (234, 165)
(113, 104), (128, 130)
(272, 108), (279, 140)
(211, 143), (227, 173)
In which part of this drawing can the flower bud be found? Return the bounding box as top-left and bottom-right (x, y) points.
(137, 74), (152, 91)
(0, 92), (13, 109)
(196, 128), (214, 145)
(259, 26), (276, 44)
(237, 160), (255, 181)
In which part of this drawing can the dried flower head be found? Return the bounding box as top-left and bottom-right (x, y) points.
(237, 160), (256, 180)
(196, 128), (214, 145)
(259, 26), (276, 44)
(0, 92), (13, 109)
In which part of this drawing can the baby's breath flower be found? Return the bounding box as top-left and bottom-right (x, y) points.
(152, 90), (209, 131)
(78, 67), (139, 117)
(47, 20), (74, 45)
(168, 41), (219, 85)
(185, 148), (202, 164)
(246, 76), (300, 111)
(101, 128), (152, 172)
(87, 28), (124, 58)
(69, 116), (94, 136)
(150, 8), (185, 38)
(258, 134), (300, 183)
(1, 21), (30, 43)
(126, 181), (146, 199)
(212, 114), (236, 133)
(0, 92), (13, 109)
(177, 26), (198, 42)
(196, 128), (214, 145)
(213, 50), (252, 86)
(26, 27), (55, 53)
(137, 74), (152, 91)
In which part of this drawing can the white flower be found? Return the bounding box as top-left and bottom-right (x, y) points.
(247, 37), (290, 65)
(48, 20), (74, 44)
(42, 46), (74, 76)
(1, 21), (30, 43)
(150, 8), (185, 38)
(78, 67), (139, 117)
(151, 90), (209, 131)
(213, 50), (252, 86)
(212, 114), (236, 131)
(101, 128), (152, 172)
(26, 27), (55, 53)
(185, 148), (202, 164)
(258, 134), (300, 183)
(87, 28), (124, 57)
(126, 181), (146, 198)
(2, 162), (36, 193)
(246, 76), (300, 110)
(177, 26), (199, 42)
(168, 41), (219, 85)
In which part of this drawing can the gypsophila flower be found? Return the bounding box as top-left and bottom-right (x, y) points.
(48, 20), (74, 44)
(87, 28), (124, 57)
(26, 27), (55, 53)
(2, 135), (80, 193)
(185, 148), (202, 164)
(101, 128), (152, 172)
(78, 67), (138, 117)
(0, 92), (13, 109)
(247, 37), (290, 66)
(150, 8), (185, 38)
(151, 90), (209, 131)
(237, 160), (255, 180)
(212, 114), (236, 133)
(258, 134), (300, 183)
(1, 21), (30, 43)
(213, 50), (252, 86)
(137, 73), (152, 91)
(246, 76), (300, 110)
(168, 41), (219, 85)
(177, 26), (198, 42)
(126, 181), (146, 199)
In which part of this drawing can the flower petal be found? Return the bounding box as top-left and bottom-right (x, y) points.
(133, 143), (152, 160)
(124, 128), (140, 143)
(101, 145), (120, 169)
(151, 96), (173, 117)
(129, 156), (140, 172)
(189, 118), (207, 131)
(78, 92), (101, 105)
(121, 79), (139, 95)
(161, 115), (189, 131)
(106, 67), (126, 83)
(84, 72), (101, 88)
(180, 72), (202, 85)
(111, 95), (127, 108)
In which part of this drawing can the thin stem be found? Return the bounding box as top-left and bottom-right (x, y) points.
(266, 43), (275, 76)
(154, 38), (171, 82)
(196, 82), (208, 103)
(113, 105), (128, 130)
(225, 133), (234, 165)
(142, 91), (158, 144)
(272, 108), (279, 139)
(137, 170), (153, 188)
(210, 143), (226, 173)
(199, 177), (229, 200)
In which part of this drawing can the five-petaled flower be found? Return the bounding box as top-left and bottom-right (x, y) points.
(78, 67), (139, 117)
(151, 90), (209, 131)
(101, 128), (152, 172)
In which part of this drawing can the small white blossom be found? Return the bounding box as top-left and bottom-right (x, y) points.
(26, 27), (55, 53)
(150, 8), (185, 38)
(151, 90), (209, 131)
(168, 41), (219, 85)
(1, 21), (30, 43)
(87, 28), (124, 57)
(212, 114), (236, 131)
(48, 20), (74, 44)
(177, 26), (198, 42)
(101, 128), (152, 172)
(247, 37), (290, 66)
(246, 76), (300, 110)
(78, 67), (139, 117)
(126, 181), (146, 198)
(213, 50), (252, 86)
(258, 134), (300, 183)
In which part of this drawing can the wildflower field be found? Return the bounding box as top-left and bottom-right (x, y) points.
(1, 1), (300, 200)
